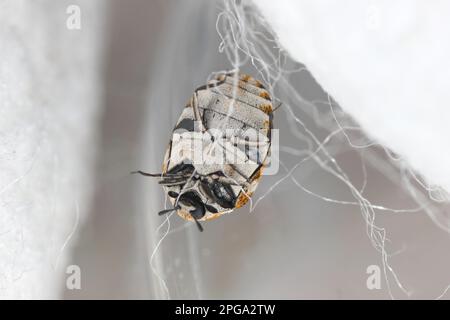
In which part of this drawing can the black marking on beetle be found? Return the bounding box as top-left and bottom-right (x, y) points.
(179, 192), (206, 220)
(168, 191), (179, 198)
(200, 180), (216, 200)
(210, 182), (236, 209)
(205, 204), (218, 213)
(174, 118), (195, 132)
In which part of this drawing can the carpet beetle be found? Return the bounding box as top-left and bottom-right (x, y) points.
(134, 72), (274, 231)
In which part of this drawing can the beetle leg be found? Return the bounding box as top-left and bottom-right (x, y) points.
(159, 181), (187, 186)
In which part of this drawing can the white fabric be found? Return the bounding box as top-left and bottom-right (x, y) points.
(0, 0), (103, 298)
(252, 0), (450, 192)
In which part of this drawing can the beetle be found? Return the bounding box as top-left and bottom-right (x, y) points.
(133, 72), (274, 231)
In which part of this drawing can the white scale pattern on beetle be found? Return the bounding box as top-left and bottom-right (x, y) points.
(163, 72), (273, 222)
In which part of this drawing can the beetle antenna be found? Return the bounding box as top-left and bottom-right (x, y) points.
(131, 170), (163, 177)
(158, 205), (180, 216)
(131, 170), (186, 178)
(193, 218), (204, 232)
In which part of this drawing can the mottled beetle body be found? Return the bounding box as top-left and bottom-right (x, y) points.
(135, 72), (273, 230)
